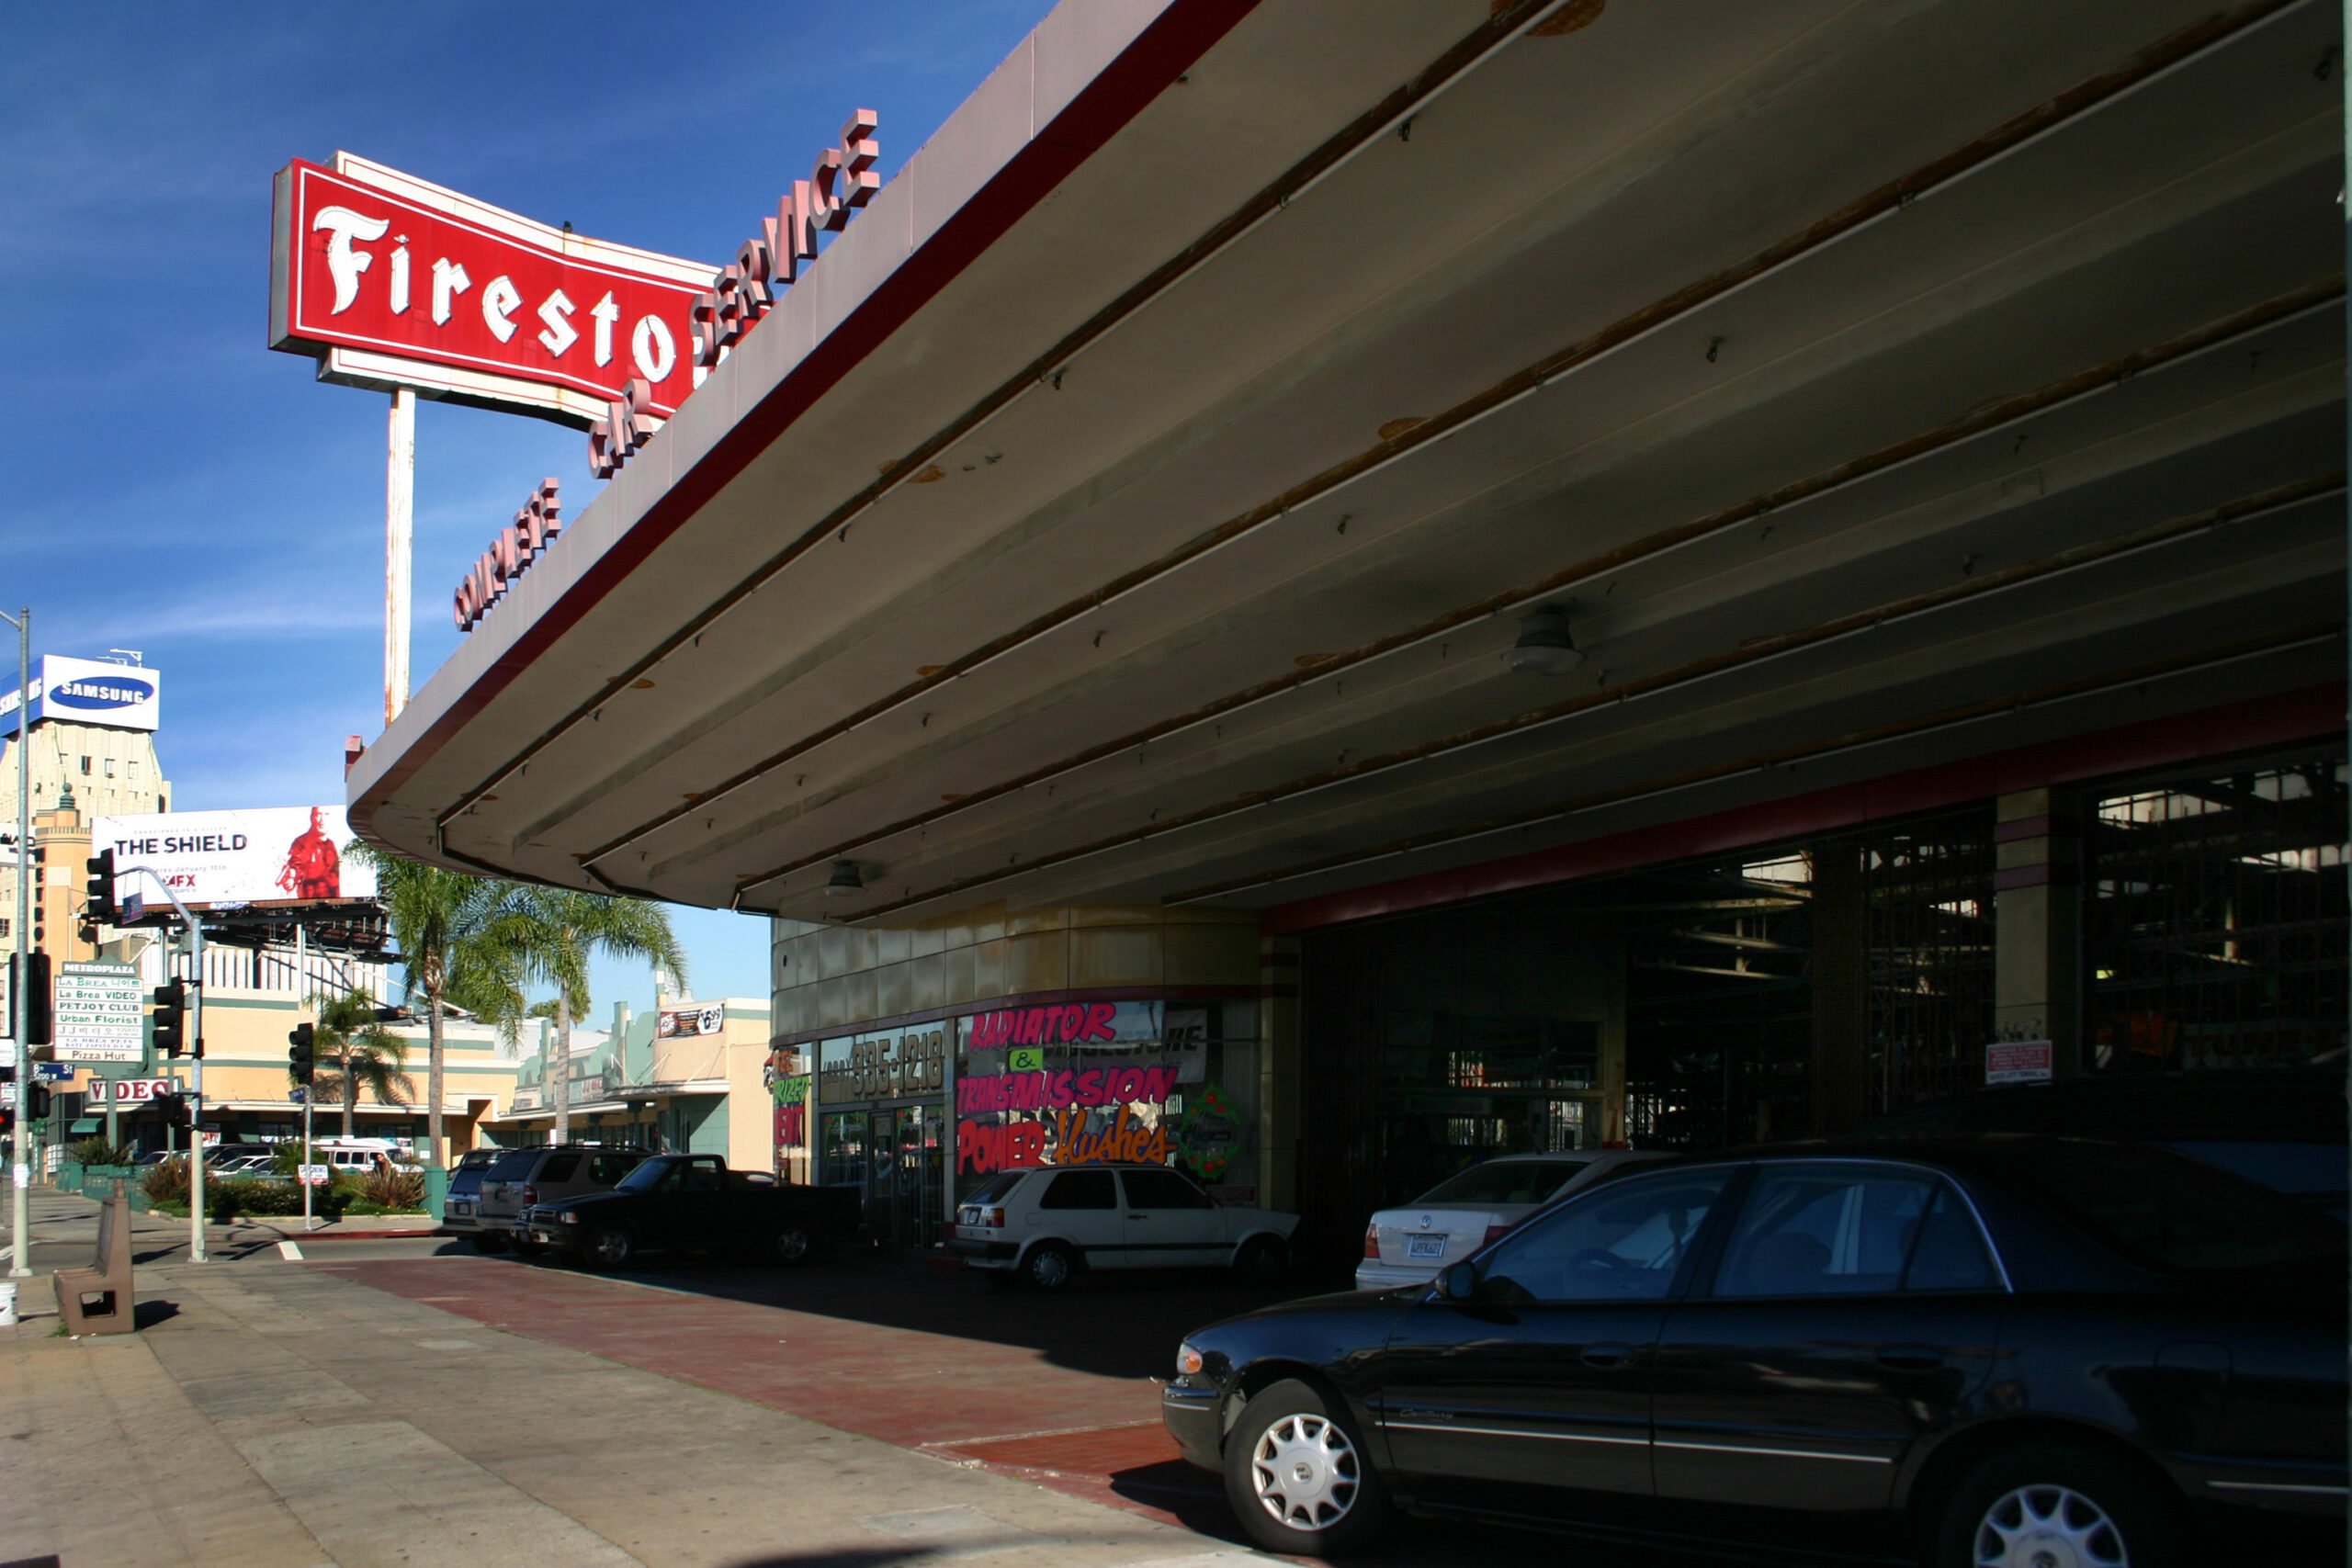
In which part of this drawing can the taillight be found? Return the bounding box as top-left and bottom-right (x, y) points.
(1363, 1222), (1381, 1259)
(981, 1206), (1004, 1228)
(1483, 1224), (1511, 1247)
(523, 1184), (538, 1205)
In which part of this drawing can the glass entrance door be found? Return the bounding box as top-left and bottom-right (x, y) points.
(865, 1104), (946, 1247)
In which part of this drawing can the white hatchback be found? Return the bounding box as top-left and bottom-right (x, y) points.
(950, 1163), (1300, 1292)
(1356, 1150), (1668, 1291)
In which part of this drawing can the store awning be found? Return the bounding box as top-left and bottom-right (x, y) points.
(352, 0), (2342, 926)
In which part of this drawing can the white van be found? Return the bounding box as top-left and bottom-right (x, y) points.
(311, 1138), (405, 1171)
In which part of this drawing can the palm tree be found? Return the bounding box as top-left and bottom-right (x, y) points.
(346, 842), (526, 1164)
(497, 888), (685, 1142)
(299, 988), (415, 1138)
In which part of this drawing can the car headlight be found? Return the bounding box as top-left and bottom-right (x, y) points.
(1176, 1342), (1204, 1377)
(559, 1212), (580, 1224)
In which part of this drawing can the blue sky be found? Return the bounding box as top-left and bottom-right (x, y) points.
(2, 1), (1057, 1011)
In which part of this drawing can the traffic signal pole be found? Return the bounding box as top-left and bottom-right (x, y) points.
(120, 865), (206, 1263)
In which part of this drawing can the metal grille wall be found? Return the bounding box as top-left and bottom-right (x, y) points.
(2087, 747), (2348, 1070)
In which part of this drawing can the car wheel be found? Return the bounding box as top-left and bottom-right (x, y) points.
(770, 1223), (814, 1266)
(1933, 1442), (2179, 1568)
(471, 1231), (510, 1255)
(1223, 1378), (1387, 1557)
(582, 1224), (636, 1272)
(1234, 1235), (1288, 1284)
(1020, 1242), (1078, 1292)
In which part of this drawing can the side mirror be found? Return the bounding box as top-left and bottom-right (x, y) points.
(1439, 1260), (1480, 1301)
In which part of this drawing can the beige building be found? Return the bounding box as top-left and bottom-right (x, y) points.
(485, 998), (775, 1174)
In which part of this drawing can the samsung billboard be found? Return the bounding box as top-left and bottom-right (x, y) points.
(92, 806), (377, 910)
(0, 655), (162, 736)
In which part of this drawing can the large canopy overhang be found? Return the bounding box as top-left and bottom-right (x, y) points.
(350, 0), (2346, 928)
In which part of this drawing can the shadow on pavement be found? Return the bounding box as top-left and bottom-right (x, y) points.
(131, 1299), (179, 1329)
(722, 1553), (936, 1568)
(494, 1243), (1363, 1383)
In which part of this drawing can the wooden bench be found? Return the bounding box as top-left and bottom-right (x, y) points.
(56, 1189), (135, 1336)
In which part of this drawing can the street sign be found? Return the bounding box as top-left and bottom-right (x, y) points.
(288, 1087), (308, 1104)
(53, 960), (142, 1062)
(85, 1077), (174, 1105)
(32, 1062), (74, 1082)
(298, 1165), (330, 1186)
(121, 891), (145, 923)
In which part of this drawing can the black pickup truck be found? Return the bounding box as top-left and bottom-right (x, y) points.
(519, 1153), (863, 1269)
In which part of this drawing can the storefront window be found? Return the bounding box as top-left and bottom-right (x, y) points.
(953, 998), (1260, 1201)
(1300, 807), (1996, 1257)
(820, 1111), (867, 1190)
(2087, 750), (2348, 1071)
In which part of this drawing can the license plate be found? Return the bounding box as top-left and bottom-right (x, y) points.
(449, 1202), (470, 1216)
(1407, 1235), (1447, 1259)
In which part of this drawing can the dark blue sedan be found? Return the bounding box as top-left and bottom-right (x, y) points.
(1163, 1137), (2345, 1564)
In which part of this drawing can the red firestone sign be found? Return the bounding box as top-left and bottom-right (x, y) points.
(268, 153), (713, 426)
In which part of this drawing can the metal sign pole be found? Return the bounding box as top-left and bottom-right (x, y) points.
(386, 388), (414, 728)
(6, 606), (29, 1280)
(297, 920), (312, 1231)
(302, 1088), (314, 1232)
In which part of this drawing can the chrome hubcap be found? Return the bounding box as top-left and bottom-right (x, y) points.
(1974, 1483), (2128, 1568)
(1249, 1412), (1359, 1531)
(593, 1232), (628, 1264)
(775, 1228), (808, 1261)
(1031, 1251), (1069, 1288)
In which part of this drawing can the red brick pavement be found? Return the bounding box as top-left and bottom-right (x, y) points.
(320, 1252), (1261, 1525)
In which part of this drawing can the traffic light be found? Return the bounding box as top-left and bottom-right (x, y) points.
(24, 1084), (51, 1122)
(153, 980), (187, 1058)
(19, 953), (50, 1046)
(150, 1090), (190, 1128)
(288, 1022), (315, 1084)
(85, 849), (117, 925)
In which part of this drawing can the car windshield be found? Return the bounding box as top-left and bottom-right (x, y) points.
(1998, 1139), (2346, 1274)
(1417, 1160), (1588, 1208)
(616, 1158), (674, 1193)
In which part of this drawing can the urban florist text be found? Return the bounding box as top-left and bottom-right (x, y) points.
(956, 1066), (1180, 1115)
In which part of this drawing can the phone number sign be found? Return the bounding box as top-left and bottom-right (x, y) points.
(54, 960), (143, 1063)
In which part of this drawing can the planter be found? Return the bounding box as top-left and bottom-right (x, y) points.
(84, 1165), (139, 1198)
(57, 1160), (83, 1193)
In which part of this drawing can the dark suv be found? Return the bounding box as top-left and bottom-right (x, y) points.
(470, 1144), (646, 1254)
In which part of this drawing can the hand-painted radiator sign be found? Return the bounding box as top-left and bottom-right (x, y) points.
(269, 153), (713, 427)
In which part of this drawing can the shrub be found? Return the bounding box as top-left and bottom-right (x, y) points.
(143, 1156), (190, 1206)
(360, 1162), (425, 1212)
(204, 1178), (305, 1221)
(72, 1136), (134, 1167)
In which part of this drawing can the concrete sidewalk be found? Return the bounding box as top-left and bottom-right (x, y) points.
(0, 1252), (1269, 1568)
(11, 1187), (437, 1266)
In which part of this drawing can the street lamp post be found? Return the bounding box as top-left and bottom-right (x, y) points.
(119, 865), (206, 1264)
(3, 606), (28, 1280)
